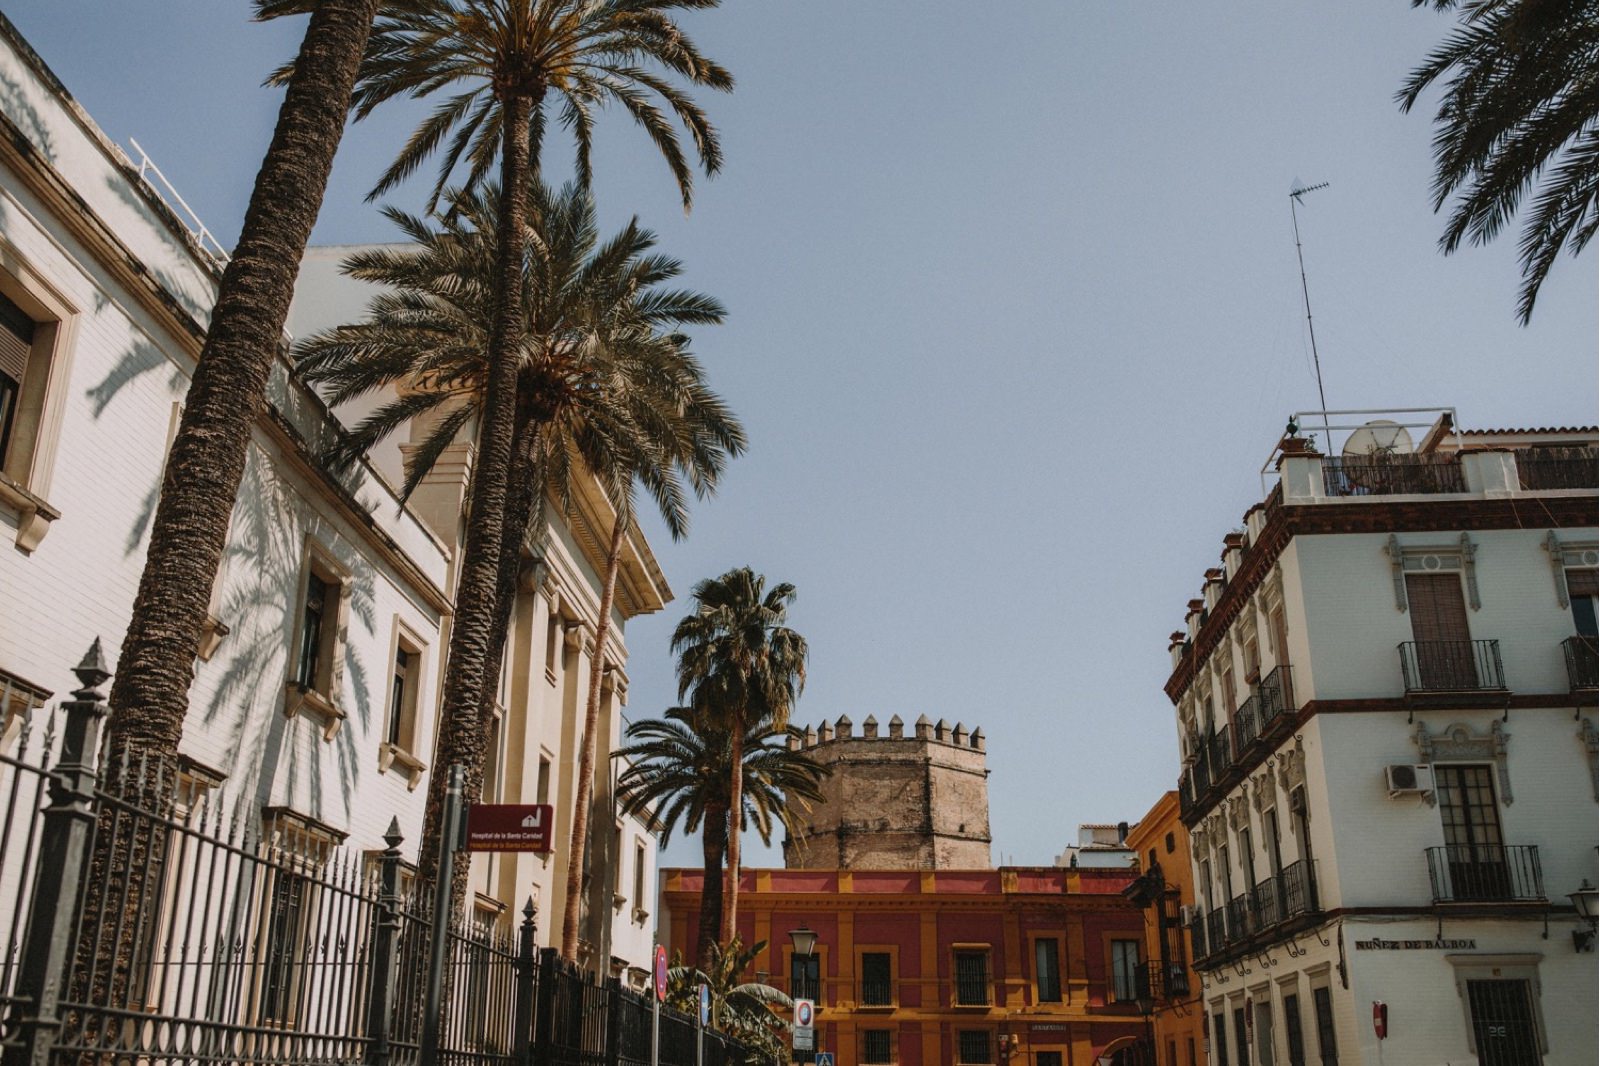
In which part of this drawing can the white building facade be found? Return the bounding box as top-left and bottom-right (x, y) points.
(0, 10), (661, 983)
(1165, 411), (1597, 1066)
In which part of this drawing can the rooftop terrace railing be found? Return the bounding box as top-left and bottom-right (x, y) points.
(1323, 453), (1467, 496)
(1515, 445), (1598, 490)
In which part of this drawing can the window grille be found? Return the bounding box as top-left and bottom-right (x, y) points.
(956, 1030), (990, 1064)
(861, 952), (892, 1006)
(953, 950), (989, 1005)
(862, 1029), (892, 1064)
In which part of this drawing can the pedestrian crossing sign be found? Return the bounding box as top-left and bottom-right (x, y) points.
(816, 1053), (833, 1066)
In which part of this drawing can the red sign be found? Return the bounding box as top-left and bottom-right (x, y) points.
(654, 944), (669, 1002)
(465, 804), (554, 852)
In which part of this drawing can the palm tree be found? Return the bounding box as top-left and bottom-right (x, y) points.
(105, 0), (379, 769)
(297, 181), (744, 917)
(1397, 0), (1597, 323)
(616, 708), (826, 969)
(666, 937), (791, 1064)
(335, 0), (732, 913)
(671, 569), (808, 943)
(83, 0), (379, 1013)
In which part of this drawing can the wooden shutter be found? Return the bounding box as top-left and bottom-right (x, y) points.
(0, 295), (32, 384)
(1567, 569), (1598, 598)
(1406, 573), (1470, 642)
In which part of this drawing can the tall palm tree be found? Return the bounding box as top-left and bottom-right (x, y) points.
(297, 180), (744, 922)
(616, 708), (826, 969)
(671, 569), (808, 943)
(106, 0), (379, 770)
(83, 0), (379, 1013)
(1397, 0), (1597, 323)
(335, 0), (732, 909)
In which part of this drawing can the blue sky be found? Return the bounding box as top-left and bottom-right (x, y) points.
(8, 1), (1594, 868)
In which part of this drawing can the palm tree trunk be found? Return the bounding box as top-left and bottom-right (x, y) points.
(560, 512), (627, 961)
(722, 724), (743, 944)
(416, 89), (533, 909)
(697, 799), (728, 972)
(85, 0), (377, 1008)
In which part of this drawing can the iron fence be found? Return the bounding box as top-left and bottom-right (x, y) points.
(1563, 636), (1598, 691)
(0, 650), (753, 1066)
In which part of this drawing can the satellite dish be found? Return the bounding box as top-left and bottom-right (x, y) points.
(1343, 420), (1414, 457)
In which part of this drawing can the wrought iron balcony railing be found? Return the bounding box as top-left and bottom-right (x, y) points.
(1398, 639), (1506, 693)
(1231, 694), (1262, 755)
(1256, 665), (1294, 730)
(1564, 635), (1598, 691)
(1426, 845), (1545, 904)
(1192, 861), (1320, 967)
(1205, 728), (1233, 779)
(1323, 453), (1466, 496)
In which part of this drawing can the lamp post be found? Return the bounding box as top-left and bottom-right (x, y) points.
(789, 927), (819, 1064)
(1135, 989), (1157, 1066)
(1569, 880), (1598, 952)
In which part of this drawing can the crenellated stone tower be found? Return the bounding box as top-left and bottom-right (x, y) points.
(782, 714), (992, 869)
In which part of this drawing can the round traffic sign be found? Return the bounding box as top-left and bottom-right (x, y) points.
(699, 982), (712, 1026)
(654, 944), (669, 1002)
(795, 999), (814, 1028)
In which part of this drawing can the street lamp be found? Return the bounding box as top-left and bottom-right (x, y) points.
(1569, 880), (1598, 952)
(789, 927), (818, 959)
(1135, 988), (1157, 1066)
(789, 927), (818, 1001)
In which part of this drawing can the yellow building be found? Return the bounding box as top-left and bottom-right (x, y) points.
(1124, 791), (1204, 1066)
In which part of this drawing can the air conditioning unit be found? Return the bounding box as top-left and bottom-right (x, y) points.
(1385, 764), (1434, 797)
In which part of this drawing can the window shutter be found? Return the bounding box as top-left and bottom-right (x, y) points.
(1567, 569), (1598, 598)
(1405, 573), (1470, 642)
(0, 298), (32, 383)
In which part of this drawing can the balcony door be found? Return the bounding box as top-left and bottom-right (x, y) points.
(1437, 763), (1508, 900)
(1406, 573), (1474, 688)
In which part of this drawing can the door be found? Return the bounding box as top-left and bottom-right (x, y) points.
(1405, 573), (1474, 687)
(1435, 764), (1509, 900)
(1466, 980), (1541, 1066)
(1255, 1000), (1275, 1066)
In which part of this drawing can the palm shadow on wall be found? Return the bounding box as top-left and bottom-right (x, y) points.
(195, 446), (375, 823)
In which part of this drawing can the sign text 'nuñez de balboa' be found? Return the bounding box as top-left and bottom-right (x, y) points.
(465, 804), (554, 852)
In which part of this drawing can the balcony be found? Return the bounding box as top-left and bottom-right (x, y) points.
(1514, 445), (1598, 490)
(1323, 453), (1466, 497)
(1178, 667), (1296, 824)
(1398, 640), (1506, 693)
(1425, 845), (1545, 904)
(1191, 861), (1321, 969)
(1564, 635), (1598, 691)
(1255, 665), (1294, 735)
(1231, 695), (1262, 757)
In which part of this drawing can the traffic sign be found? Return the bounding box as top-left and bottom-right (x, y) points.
(816, 1053), (834, 1066)
(699, 983), (712, 1027)
(794, 999), (814, 1028)
(464, 804), (554, 852)
(654, 945), (669, 1002)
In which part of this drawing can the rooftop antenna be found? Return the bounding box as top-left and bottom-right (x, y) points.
(1289, 179), (1332, 452)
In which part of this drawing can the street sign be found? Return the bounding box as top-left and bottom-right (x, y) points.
(654, 945), (670, 1002)
(792, 998), (815, 1054)
(815, 1053), (833, 1066)
(699, 983), (712, 1026)
(464, 804), (554, 852)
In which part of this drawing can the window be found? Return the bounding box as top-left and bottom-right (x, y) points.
(632, 840), (647, 920)
(1254, 1000), (1274, 1065)
(1233, 1006), (1251, 1066)
(957, 1030), (991, 1064)
(258, 862), (309, 1024)
(1569, 569), (1598, 635)
(1110, 940), (1139, 1003)
(0, 290), (32, 466)
(545, 615), (562, 682)
(1221, 664), (1236, 712)
(953, 948), (991, 1006)
(0, 258), (75, 552)
(1034, 938), (1061, 1003)
(1167, 1040), (1177, 1066)
(1036, 1053), (1062, 1066)
(1311, 986), (1338, 1065)
(1465, 980), (1539, 1066)
(790, 952), (820, 1001)
(861, 951), (893, 1006)
(1283, 993), (1306, 1066)
(296, 572), (330, 691)
(536, 755), (552, 804)
(1165, 832), (1175, 854)
(1239, 827), (1257, 891)
(1264, 809), (1284, 877)
(1405, 572), (1475, 687)
(1213, 1011), (1228, 1066)
(1187, 1037), (1197, 1066)
(862, 1029), (893, 1064)
(1436, 763), (1507, 900)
